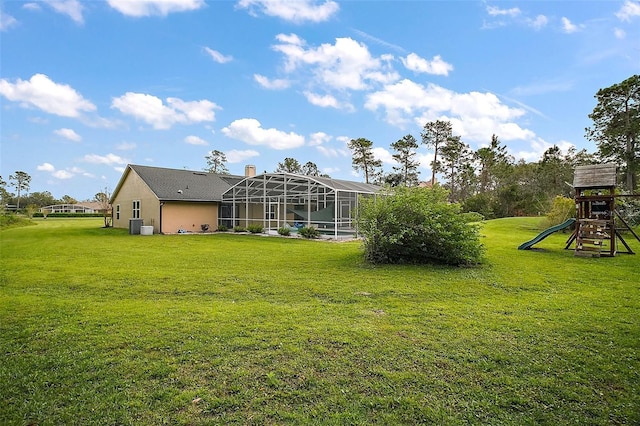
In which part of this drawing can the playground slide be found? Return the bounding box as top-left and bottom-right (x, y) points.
(517, 218), (576, 250)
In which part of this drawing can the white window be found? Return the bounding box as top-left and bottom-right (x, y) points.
(132, 200), (140, 219)
(116, 204), (120, 220)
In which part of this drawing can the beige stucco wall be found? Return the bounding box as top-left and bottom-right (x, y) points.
(162, 202), (218, 233)
(111, 170), (160, 232)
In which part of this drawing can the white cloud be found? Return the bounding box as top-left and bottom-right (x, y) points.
(401, 53), (453, 76)
(81, 116), (122, 129)
(616, 0), (640, 21)
(316, 145), (338, 158)
(372, 147), (394, 165)
(116, 142), (136, 150)
(184, 135), (208, 145)
(37, 162), (77, 180)
(304, 91), (350, 110)
(487, 5), (521, 17)
(272, 34), (399, 91)
(237, 0), (339, 23)
(0, 10), (18, 31)
(614, 28), (626, 39)
(23, 3), (41, 11)
(107, 0), (205, 17)
(527, 14), (548, 30)
(111, 92), (219, 129)
(45, 0), (84, 24)
(82, 153), (130, 165)
(317, 136), (350, 158)
(323, 167), (340, 175)
(226, 149), (260, 163)
(447, 117), (535, 142)
(54, 128), (82, 142)
(308, 132), (331, 146)
(316, 145), (340, 157)
(204, 47), (233, 63)
(0, 73), (96, 117)
(516, 139), (575, 162)
(561, 17), (583, 33)
(416, 153), (432, 170)
(37, 163), (56, 172)
(365, 79), (534, 144)
(484, 6), (550, 31)
(254, 74), (291, 90)
(52, 170), (74, 179)
(222, 118), (305, 150)
(364, 79), (438, 126)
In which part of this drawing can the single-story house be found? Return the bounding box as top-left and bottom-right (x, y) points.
(40, 202), (107, 214)
(110, 164), (380, 236)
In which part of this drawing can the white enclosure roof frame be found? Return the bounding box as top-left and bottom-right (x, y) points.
(222, 173), (379, 201)
(221, 173), (380, 238)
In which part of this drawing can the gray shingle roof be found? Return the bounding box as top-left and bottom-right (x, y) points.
(130, 164), (244, 201)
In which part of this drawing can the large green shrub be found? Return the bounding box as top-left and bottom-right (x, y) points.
(540, 196), (575, 229)
(356, 186), (484, 266)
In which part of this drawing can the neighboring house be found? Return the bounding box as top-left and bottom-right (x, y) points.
(110, 164), (381, 236)
(110, 164), (244, 234)
(40, 202), (107, 214)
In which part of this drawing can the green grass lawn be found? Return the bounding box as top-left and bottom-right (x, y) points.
(1, 217), (639, 425)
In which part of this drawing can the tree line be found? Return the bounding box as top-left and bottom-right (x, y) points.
(346, 74), (639, 218)
(205, 75), (637, 219)
(4, 75), (636, 220)
(205, 150), (329, 177)
(0, 173), (107, 211)
(347, 128), (596, 218)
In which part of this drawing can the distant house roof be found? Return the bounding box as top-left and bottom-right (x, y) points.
(573, 163), (617, 189)
(40, 202), (106, 213)
(111, 164), (244, 203)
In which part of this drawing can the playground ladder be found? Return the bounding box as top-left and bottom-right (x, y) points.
(574, 219), (611, 257)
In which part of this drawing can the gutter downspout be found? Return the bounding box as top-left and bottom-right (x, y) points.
(159, 202), (164, 234)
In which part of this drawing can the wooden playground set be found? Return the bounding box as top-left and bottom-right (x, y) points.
(519, 163), (640, 257)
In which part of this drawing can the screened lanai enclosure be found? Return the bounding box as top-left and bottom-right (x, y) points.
(220, 173), (380, 238)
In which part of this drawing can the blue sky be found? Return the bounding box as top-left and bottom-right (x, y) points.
(1, 0), (639, 200)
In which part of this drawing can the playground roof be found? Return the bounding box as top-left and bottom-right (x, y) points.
(573, 163), (617, 189)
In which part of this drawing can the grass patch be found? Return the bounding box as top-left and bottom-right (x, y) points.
(0, 214), (35, 230)
(1, 217), (639, 424)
